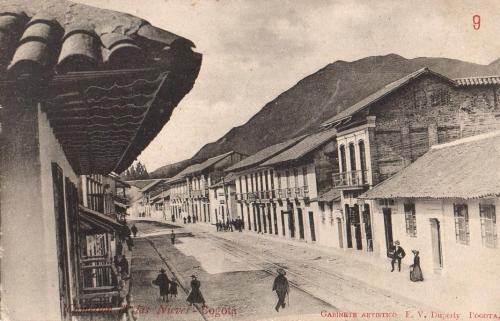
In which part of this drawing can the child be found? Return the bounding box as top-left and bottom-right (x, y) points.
(169, 278), (178, 299)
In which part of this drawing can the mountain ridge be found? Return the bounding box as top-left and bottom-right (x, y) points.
(151, 53), (500, 178)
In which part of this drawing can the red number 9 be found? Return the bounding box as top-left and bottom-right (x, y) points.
(473, 14), (481, 30)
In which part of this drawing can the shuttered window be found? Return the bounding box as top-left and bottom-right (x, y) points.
(454, 204), (470, 245)
(480, 204), (497, 248)
(404, 203), (417, 237)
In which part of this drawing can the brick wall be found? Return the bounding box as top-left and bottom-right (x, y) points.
(368, 74), (500, 184)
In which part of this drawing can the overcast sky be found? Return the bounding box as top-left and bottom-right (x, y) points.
(77, 0), (500, 172)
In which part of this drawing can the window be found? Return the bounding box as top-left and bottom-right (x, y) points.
(285, 171), (290, 188)
(349, 143), (356, 171)
(339, 145), (347, 172)
(86, 175), (104, 212)
(293, 168), (299, 187)
(480, 204), (497, 248)
(454, 204), (470, 245)
(264, 171), (269, 191)
(302, 167), (308, 187)
(404, 203), (417, 237)
(276, 172), (281, 189)
(270, 170), (275, 190)
(359, 140), (367, 183)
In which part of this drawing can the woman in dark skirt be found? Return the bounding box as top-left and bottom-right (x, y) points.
(187, 275), (206, 307)
(169, 278), (178, 299)
(153, 268), (170, 302)
(410, 250), (424, 282)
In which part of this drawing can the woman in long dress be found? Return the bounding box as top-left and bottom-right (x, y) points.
(410, 250), (424, 282)
(187, 275), (207, 307)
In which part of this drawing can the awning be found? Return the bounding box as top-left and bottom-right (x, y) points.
(79, 205), (125, 234)
(311, 188), (341, 203)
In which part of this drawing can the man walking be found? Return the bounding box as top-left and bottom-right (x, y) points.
(390, 240), (406, 272)
(130, 224), (138, 238)
(272, 268), (289, 312)
(170, 229), (176, 245)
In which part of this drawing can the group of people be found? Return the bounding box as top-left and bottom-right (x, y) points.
(152, 268), (179, 302)
(215, 217), (244, 232)
(153, 269), (206, 307)
(389, 240), (423, 282)
(183, 215), (199, 224)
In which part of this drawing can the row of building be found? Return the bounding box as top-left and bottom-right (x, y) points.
(129, 68), (500, 285)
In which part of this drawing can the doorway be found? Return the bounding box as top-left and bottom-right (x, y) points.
(297, 208), (305, 239)
(352, 205), (362, 250)
(256, 205), (262, 232)
(430, 218), (443, 270)
(345, 204), (353, 248)
(337, 218), (343, 248)
(383, 208), (393, 257)
(308, 211), (316, 242)
(363, 204), (373, 251)
(287, 202), (295, 238)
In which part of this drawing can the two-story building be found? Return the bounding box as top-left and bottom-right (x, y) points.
(260, 128), (339, 245)
(126, 179), (164, 218)
(208, 173), (238, 224)
(0, 1), (201, 319)
(321, 68), (500, 256)
(227, 136), (306, 235)
(360, 131), (500, 302)
(167, 151), (245, 223)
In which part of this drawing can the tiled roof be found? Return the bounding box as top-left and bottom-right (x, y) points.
(262, 128), (336, 167)
(0, 0), (202, 175)
(454, 76), (500, 86)
(311, 188), (341, 203)
(360, 131), (500, 200)
(321, 68), (453, 127)
(0, 0), (196, 76)
(127, 179), (162, 191)
(226, 136), (306, 172)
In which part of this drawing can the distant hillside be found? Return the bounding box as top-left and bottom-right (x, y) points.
(190, 54), (500, 161)
(152, 54), (500, 175)
(150, 158), (193, 178)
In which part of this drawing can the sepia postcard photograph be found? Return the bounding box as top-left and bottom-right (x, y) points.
(0, 0), (499, 321)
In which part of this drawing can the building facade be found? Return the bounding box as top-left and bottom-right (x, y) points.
(361, 132), (500, 295)
(322, 68), (500, 256)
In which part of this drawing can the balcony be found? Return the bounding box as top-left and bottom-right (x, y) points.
(77, 256), (125, 312)
(295, 186), (310, 199)
(332, 170), (369, 189)
(248, 192), (257, 201)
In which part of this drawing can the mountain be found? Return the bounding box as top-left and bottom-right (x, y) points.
(150, 158), (193, 178)
(153, 54), (500, 176)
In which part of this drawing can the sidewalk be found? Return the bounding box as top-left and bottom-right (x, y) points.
(184, 222), (499, 314)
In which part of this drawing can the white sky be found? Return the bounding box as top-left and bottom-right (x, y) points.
(77, 0), (500, 172)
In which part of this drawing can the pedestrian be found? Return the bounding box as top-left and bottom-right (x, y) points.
(183, 217), (187, 224)
(171, 214), (175, 222)
(410, 250), (424, 282)
(216, 221), (220, 232)
(186, 275), (206, 308)
(169, 278), (178, 300)
(131, 224), (138, 238)
(118, 255), (129, 277)
(272, 268), (289, 312)
(170, 229), (176, 245)
(187, 215), (191, 223)
(152, 268), (170, 302)
(126, 236), (134, 251)
(389, 240), (406, 272)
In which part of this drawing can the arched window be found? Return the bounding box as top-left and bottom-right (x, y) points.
(349, 143), (356, 171)
(359, 140), (367, 183)
(339, 145), (347, 172)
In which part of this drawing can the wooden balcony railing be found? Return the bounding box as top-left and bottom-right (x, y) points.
(332, 170), (369, 188)
(79, 256), (122, 309)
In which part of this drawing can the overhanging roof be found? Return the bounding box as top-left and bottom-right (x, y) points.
(360, 131), (500, 200)
(0, 0), (202, 175)
(321, 68), (453, 127)
(226, 135), (306, 172)
(79, 205), (124, 233)
(262, 128), (336, 167)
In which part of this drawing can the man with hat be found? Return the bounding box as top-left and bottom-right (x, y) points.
(389, 240), (406, 272)
(272, 268), (290, 312)
(152, 268), (170, 302)
(187, 274), (206, 308)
